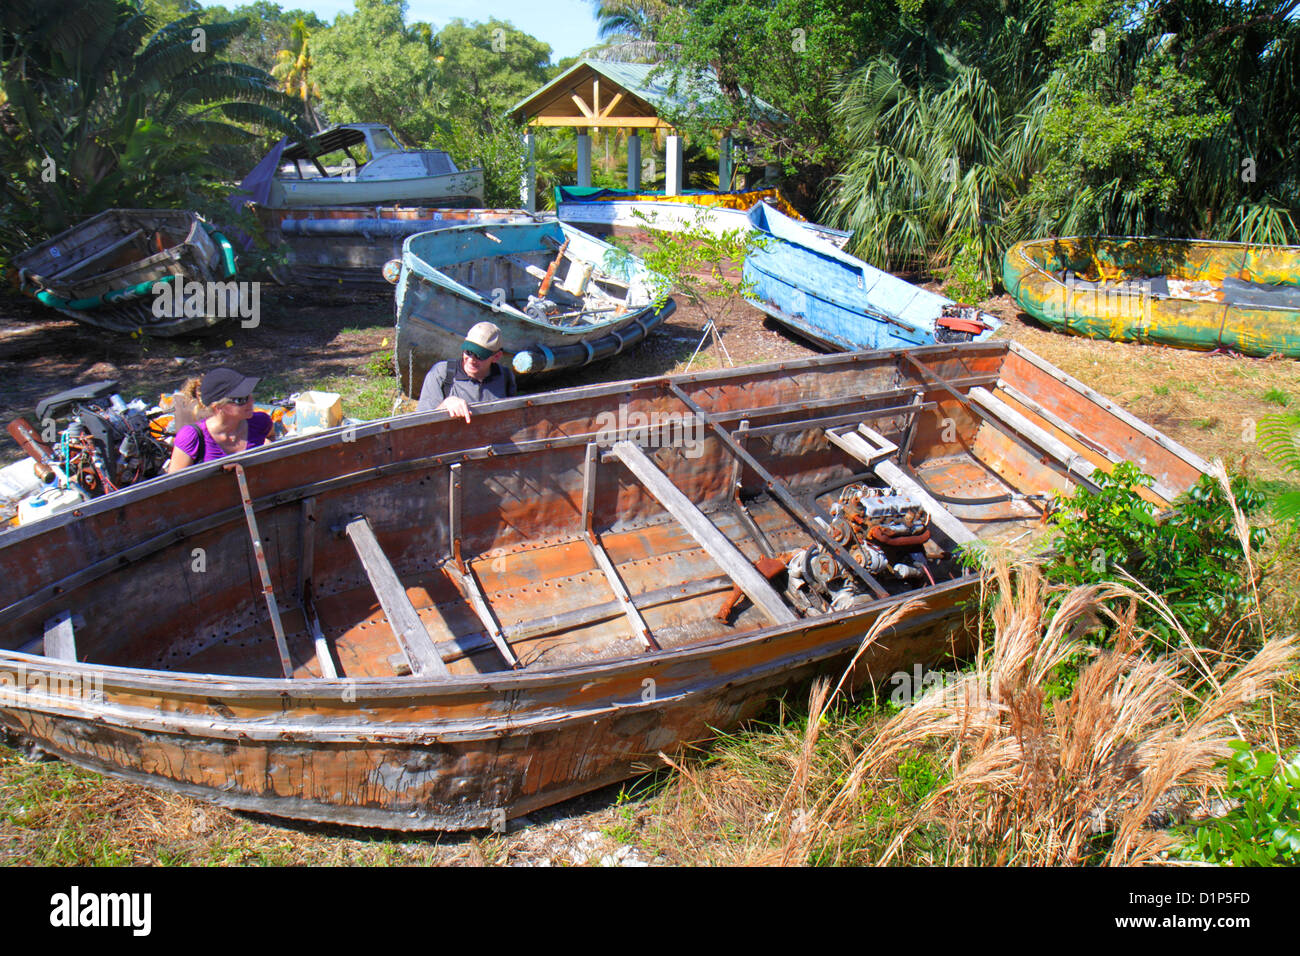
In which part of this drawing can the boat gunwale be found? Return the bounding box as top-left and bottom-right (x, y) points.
(0, 340), (1011, 553)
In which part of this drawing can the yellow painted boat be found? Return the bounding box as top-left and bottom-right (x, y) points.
(1003, 236), (1300, 357)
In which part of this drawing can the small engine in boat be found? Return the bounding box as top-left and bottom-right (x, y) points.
(787, 483), (934, 609)
(17, 381), (171, 498)
(935, 303), (990, 343)
(525, 295), (560, 320)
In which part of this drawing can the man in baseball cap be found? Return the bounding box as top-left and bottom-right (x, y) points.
(416, 321), (517, 421)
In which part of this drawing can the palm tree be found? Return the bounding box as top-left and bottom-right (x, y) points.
(584, 0), (673, 62)
(823, 1), (1055, 281)
(1, 0), (302, 249)
(272, 17), (323, 131)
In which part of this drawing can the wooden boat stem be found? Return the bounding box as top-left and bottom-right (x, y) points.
(665, 383), (890, 600)
(225, 463), (295, 679)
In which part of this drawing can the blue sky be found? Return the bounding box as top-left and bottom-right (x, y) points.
(281, 0), (605, 61)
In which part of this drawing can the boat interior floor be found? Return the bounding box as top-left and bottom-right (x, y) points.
(1062, 272), (1300, 309)
(137, 441), (1054, 681)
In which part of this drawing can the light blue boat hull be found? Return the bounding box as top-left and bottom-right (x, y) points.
(393, 220), (670, 393)
(743, 203), (1000, 350)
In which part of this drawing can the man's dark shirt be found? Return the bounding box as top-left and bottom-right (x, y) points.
(416, 359), (517, 412)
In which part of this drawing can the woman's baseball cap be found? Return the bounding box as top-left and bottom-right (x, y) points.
(201, 367), (260, 405)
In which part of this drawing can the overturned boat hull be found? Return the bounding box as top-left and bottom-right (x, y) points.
(10, 210), (239, 336)
(744, 204), (1000, 350)
(0, 342), (1209, 829)
(1003, 236), (1300, 357)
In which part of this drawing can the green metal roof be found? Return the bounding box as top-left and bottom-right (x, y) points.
(510, 58), (785, 126)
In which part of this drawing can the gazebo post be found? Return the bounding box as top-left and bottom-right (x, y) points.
(627, 131), (641, 190)
(577, 127), (592, 188)
(521, 129), (536, 212)
(718, 132), (732, 191)
(666, 133), (683, 196)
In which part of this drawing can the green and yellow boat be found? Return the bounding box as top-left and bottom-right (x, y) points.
(1003, 236), (1300, 357)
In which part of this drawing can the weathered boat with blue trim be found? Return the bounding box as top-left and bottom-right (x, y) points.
(11, 209), (239, 336)
(253, 204), (537, 286)
(392, 219), (674, 392)
(743, 203), (1000, 350)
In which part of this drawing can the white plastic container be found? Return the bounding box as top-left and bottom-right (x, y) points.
(293, 391), (344, 434)
(17, 487), (86, 526)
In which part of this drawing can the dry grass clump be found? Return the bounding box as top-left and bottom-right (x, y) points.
(807, 564), (1294, 864)
(640, 558), (1295, 866)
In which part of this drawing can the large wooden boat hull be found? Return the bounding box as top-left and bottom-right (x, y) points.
(0, 342), (1209, 830)
(393, 219), (672, 391)
(744, 204), (1001, 350)
(10, 210), (239, 336)
(253, 205), (537, 286)
(1003, 236), (1300, 357)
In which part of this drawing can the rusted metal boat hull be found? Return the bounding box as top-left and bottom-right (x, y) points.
(3, 587), (967, 829)
(0, 342), (1209, 830)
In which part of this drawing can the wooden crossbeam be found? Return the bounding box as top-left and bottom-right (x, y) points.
(225, 463), (294, 679)
(43, 610), (76, 662)
(570, 92), (594, 119)
(902, 353), (1100, 493)
(582, 443), (657, 650)
(444, 564), (519, 668)
(967, 387), (1100, 489)
(343, 515), (450, 678)
(599, 91), (625, 118)
(609, 440), (796, 626)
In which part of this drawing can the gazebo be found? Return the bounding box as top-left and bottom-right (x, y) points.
(509, 59), (782, 211)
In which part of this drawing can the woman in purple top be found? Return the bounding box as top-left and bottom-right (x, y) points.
(166, 367), (274, 472)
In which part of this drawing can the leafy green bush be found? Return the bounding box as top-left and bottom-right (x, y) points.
(1046, 462), (1266, 644)
(941, 236), (993, 304)
(1179, 741), (1300, 865)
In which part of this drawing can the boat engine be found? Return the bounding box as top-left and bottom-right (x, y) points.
(27, 381), (171, 497)
(786, 483), (934, 609)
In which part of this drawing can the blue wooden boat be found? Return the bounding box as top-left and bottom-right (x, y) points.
(743, 203), (1001, 350)
(392, 220), (673, 393)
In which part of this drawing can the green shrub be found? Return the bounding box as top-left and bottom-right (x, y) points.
(1179, 741), (1300, 866)
(941, 237), (993, 304)
(1045, 462), (1266, 644)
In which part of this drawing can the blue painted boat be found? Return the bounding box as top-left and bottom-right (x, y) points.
(392, 220), (673, 393)
(743, 203), (1001, 350)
